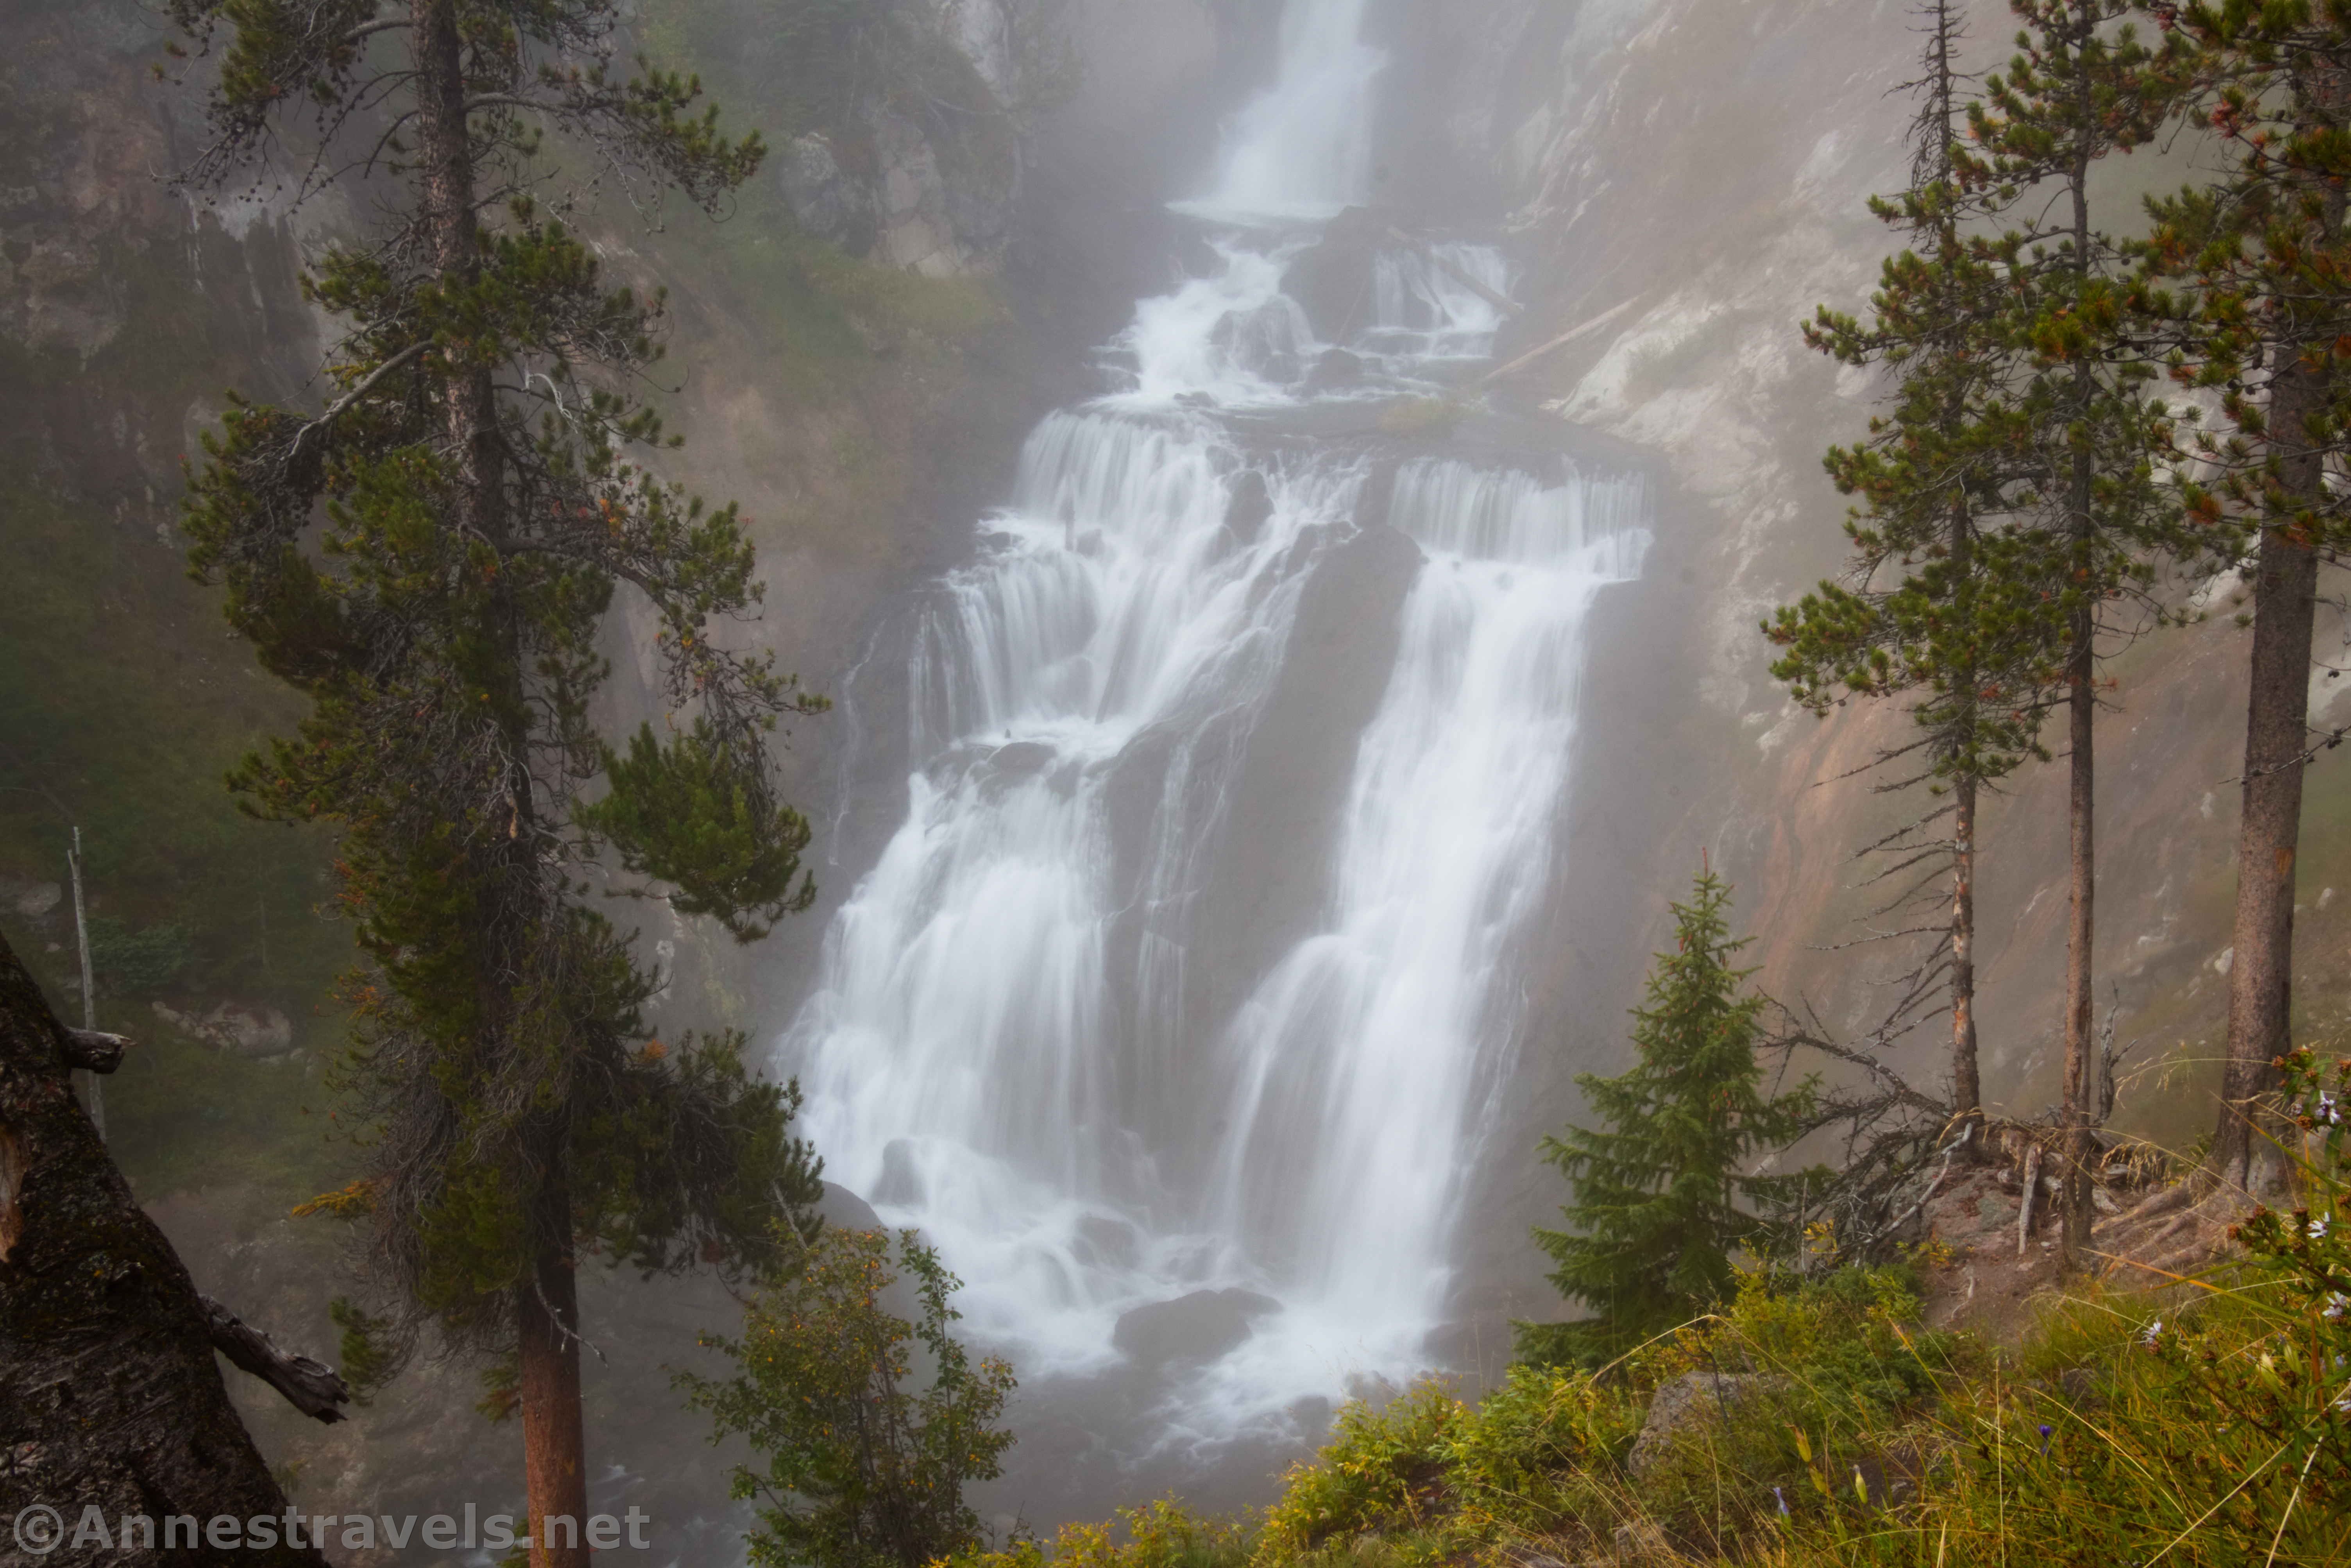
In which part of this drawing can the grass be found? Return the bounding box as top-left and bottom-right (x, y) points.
(949, 1059), (2351, 1568)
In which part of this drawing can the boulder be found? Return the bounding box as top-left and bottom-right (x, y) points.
(151, 999), (295, 1060)
(1303, 347), (1366, 394)
(1222, 468), (1275, 548)
(778, 133), (879, 256)
(1281, 205), (1394, 341)
(986, 740), (1057, 777)
(0, 876), (61, 921)
(1112, 1287), (1281, 1366)
(1625, 1372), (1791, 1478)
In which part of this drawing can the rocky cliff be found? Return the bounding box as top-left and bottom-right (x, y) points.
(1414, 0), (2351, 1158)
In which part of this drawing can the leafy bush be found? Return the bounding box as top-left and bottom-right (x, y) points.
(1257, 1381), (1466, 1561)
(948, 1500), (1253, 1568)
(680, 1226), (1016, 1568)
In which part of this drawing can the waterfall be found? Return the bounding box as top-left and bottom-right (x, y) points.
(775, 0), (1651, 1447)
(1196, 0), (1386, 219)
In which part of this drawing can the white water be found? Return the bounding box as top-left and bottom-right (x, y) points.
(775, 0), (1650, 1447)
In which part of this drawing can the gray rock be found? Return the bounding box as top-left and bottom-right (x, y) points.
(987, 740), (1057, 776)
(1223, 469), (1274, 546)
(1610, 1520), (1670, 1563)
(1112, 1287), (1281, 1366)
(151, 998), (295, 1060)
(1281, 205), (1393, 341)
(0, 876), (61, 920)
(778, 133), (879, 256)
(1303, 347), (1366, 394)
(1625, 1371), (1791, 1478)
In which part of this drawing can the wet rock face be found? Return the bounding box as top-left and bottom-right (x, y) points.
(1112, 1287), (1282, 1366)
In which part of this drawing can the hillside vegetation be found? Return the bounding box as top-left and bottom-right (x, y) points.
(956, 1067), (2351, 1566)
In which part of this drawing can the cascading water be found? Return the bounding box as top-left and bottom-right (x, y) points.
(777, 0), (1651, 1464)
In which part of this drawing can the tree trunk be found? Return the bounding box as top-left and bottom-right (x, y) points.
(1951, 769), (1983, 1140)
(2060, 615), (2096, 1270)
(2208, 60), (2344, 1191)
(409, 0), (503, 543)
(2211, 362), (2324, 1197)
(2057, 19), (2098, 1273)
(1945, 474), (1984, 1152)
(412, 5), (585, 1550)
(0, 930), (327, 1567)
(520, 1163), (589, 1568)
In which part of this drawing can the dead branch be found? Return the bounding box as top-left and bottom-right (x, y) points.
(201, 1296), (352, 1424)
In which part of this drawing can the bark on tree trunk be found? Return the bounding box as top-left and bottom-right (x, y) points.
(2058, 28), (2097, 1273)
(520, 1163), (589, 1568)
(1951, 770), (1983, 1141)
(0, 930), (328, 1567)
(2208, 61), (2346, 1199)
(2211, 367), (2322, 1197)
(1947, 478), (1984, 1153)
(2060, 620), (2096, 1270)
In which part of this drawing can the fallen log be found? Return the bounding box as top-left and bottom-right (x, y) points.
(1478, 296), (1643, 386)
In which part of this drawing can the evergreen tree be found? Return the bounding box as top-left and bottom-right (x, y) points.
(1514, 868), (1820, 1368)
(1771, 0), (2056, 1153)
(164, 2), (827, 1561)
(2141, 2), (2351, 1199)
(1967, 0), (2181, 1265)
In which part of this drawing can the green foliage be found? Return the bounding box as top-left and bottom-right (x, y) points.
(2141, 3), (2351, 557)
(326, 1297), (401, 1406)
(1771, 1), (2186, 776)
(1061, 1059), (2351, 1568)
(1257, 1382), (1465, 1560)
(681, 1226), (1018, 1568)
(85, 916), (194, 998)
(942, 1500), (1251, 1568)
(169, 0), (830, 1370)
(580, 721), (816, 940)
(1517, 868), (1823, 1368)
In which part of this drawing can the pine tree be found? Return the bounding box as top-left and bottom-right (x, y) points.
(1771, 0), (2057, 1154)
(1514, 868), (1820, 1368)
(2142, 2), (2351, 1199)
(1967, 0), (2183, 1267)
(163, 3), (828, 1561)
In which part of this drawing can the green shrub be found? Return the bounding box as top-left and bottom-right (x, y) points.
(86, 915), (193, 997)
(680, 1226), (1016, 1568)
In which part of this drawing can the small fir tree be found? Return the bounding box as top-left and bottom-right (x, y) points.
(1515, 868), (1821, 1368)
